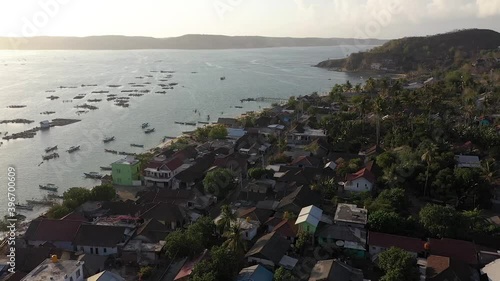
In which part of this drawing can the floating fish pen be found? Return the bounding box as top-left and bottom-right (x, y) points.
(139, 90), (150, 93)
(7, 105), (27, 108)
(91, 90), (109, 94)
(107, 85), (121, 88)
(107, 97), (116, 101)
(40, 111), (56, 115)
(115, 102), (129, 108)
(116, 97), (130, 100)
(73, 94), (86, 99)
(107, 94), (117, 97)
(75, 104), (98, 110)
(0, 119), (34, 124)
(87, 99), (102, 103)
(121, 90), (134, 93)
(144, 82), (152, 84)
(128, 94), (144, 97)
(131, 85), (145, 87)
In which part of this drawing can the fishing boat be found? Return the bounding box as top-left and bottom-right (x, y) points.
(39, 183), (59, 192)
(100, 166), (112, 171)
(67, 146), (80, 153)
(185, 122), (196, 126)
(145, 128), (155, 134)
(198, 121), (210, 124)
(220, 77), (226, 80)
(15, 203), (34, 211)
(47, 193), (64, 199)
(26, 198), (55, 206)
(104, 149), (118, 154)
(103, 136), (115, 143)
(234, 106), (243, 109)
(84, 172), (103, 179)
(130, 144), (144, 148)
(141, 123), (149, 129)
(45, 145), (58, 153)
(174, 121), (184, 125)
(42, 152), (59, 161)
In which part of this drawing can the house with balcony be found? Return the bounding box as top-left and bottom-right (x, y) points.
(144, 157), (186, 188)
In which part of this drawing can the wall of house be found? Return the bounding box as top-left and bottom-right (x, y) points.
(298, 222), (317, 235)
(77, 245), (118, 256)
(247, 257), (275, 268)
(64, 265), (84, 281)
(112, 163), (140, 186)
(242, 227), (258, 241)
(344, 178), (373, 192)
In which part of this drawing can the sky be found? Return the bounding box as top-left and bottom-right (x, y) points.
(0, 0), (499, 39)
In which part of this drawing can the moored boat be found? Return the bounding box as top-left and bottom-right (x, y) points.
(15, 203), (34, 211)
(39, 183), (59, 192)
(42, 152), (59, 161)
(145, 128), (155, 134)
(84, 172), (103, 179)
(130, 144), (144, 148)
(141, 123), (149, 129)
(100, 166), (112, 171)
(67, 145), (80, 153)
(103, 136), (115, 143)
(26, 198), (55, 206)
(45, 145), (58, 153)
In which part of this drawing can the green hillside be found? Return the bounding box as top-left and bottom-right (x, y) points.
(316, 29), (500, 72)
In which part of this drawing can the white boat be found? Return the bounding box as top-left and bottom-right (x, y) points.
(67, 145), (80, 153)
(39, 183), (59, 192)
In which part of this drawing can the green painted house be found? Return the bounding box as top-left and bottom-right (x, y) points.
(112, 156), (141, 186)
(295, 205), (323, 234)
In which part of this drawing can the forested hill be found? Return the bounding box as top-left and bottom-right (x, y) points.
(316, 29), (500, 72)
(0, 34), (385, 50)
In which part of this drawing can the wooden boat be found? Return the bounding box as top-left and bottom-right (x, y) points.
(67, 146), (80, 153)
(145, 128), (155, 134)
(47, 193), (64, 199)
(130, 144), (144, 148)
(104, 149), (118, 154)
(15, 203), (34, 211)
(185, 122), (196, 126)
(141, 123), (149, 129)
(39, 183), (58, 192)
(45, 145), (58, 153)
(42, 152), (59, 161)
(220, 77), (226, 80)
(26, 198), (55, 206)
(103, 136), (115, 143)
(100, 166), (112, 171)
(84, 172), (103, 179)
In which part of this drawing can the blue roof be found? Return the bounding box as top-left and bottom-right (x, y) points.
(237, 265), (273, 281)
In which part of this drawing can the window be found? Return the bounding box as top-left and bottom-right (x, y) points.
(76, 268), (81, 278)
(90, 248), (93, 254)
(104, 248), (107, 253)
(356, 183), (359, 188)
(96, 247), (99, 255)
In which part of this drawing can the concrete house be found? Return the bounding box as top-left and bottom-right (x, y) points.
(295, 205), (323, 234)
(21, 256), (85, 281)
(334, 204), (368, 229)
(143, 157), (185, 188)
(343, 168), (375, 193)
(308, 259), (363, 281)
(367, 231), (425, 261)
(24, 219), (83, 251)
(111, 156), (141, 186)
(74, 225), (128, 256)
(245, 231), (291, 268)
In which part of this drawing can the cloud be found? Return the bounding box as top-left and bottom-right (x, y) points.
(476, 0), (500, 17)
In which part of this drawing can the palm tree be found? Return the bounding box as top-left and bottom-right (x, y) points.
(481, 158), (498, 184)
(222, 224), (246, 256)
(217, 205), (235, 234)
(421, 145), (437, 196)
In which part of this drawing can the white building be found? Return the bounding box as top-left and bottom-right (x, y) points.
(22, 256), (84, 281)
(344, 168), (375, 192)
(482, 258), (500, 281)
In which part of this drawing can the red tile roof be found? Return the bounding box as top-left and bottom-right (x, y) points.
(368, 232), (425, 253)
(346, 168), (376, 183)
(428, 238), (478, 265)
(146, 161), (164, 170)
(174, 249), (208, 280)
(273, 219), (298, 238)
(165, 157), (183, 171)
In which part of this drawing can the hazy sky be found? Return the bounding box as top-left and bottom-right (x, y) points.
(1, 0), (499, 39)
